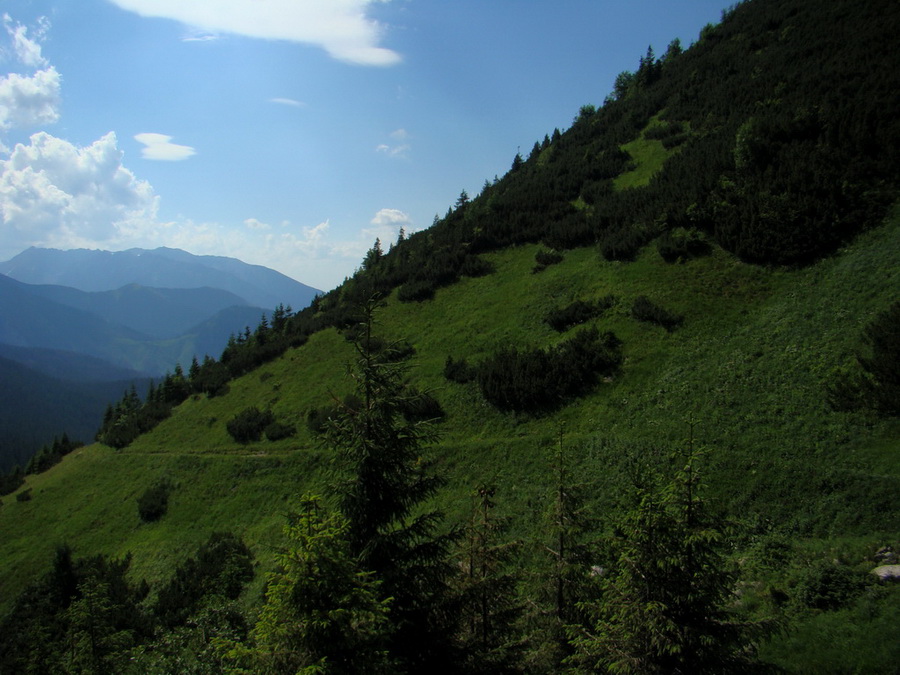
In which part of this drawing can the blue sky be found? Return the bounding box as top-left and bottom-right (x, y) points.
(0, 0), (728, 291)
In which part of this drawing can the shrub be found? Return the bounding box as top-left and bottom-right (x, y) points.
(264, 422), (296, 441)
(477, 328), (622, 413)
(598, 224), (649, 261)
(401, 388), (445, 422)
(444, 355), (477, 384)
(631, 295), (684, 332)
(138, 480), (172, 522)
(397, 279), (436, 302)
(532, 249), (564, 273)
(153, 531), (254, 628)
(460, 254), (494, 278)
(794, 561), (870, 611)
(226, 407), (275, 443)
(644, 120), (685, 141)
(307, 395), (363, 436)
(828, 301), (900, 416)
(657, 227), (711, 263)
(545, 296), (616, 332)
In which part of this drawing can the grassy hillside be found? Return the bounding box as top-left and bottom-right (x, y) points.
(2, 0), (899, 670)
(2, 203), (897, 629)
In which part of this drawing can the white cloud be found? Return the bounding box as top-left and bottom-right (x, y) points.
(0, 68), (61, 131)
(269, 97), (306, 108)
(243, 217), (271, 231)
(134, 132), (196, 161)
(180, 29), (219, 43)
(370, 207), (411, 228)
(3, 15), (50, 68)
(0, 131), (160, 252)
(107, 0), (401, 66)
(0, 16), (59, 134)
(376, 128), (410, 158)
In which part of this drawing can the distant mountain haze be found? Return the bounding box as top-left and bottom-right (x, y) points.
(0, 355), (148, 472)
(0, 247), (320, 470)
(24, 283), (252, 340)
(0, 247), (321, 311)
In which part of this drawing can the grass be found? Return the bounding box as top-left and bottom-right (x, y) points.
(1, 206), (898, 670)
(613, 113), (687, 190)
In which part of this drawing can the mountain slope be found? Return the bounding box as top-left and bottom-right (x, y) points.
(0, 356), (144, 472)
(0, 274), (152, 368)
(0, 344), (144, 382)
(1, 0), (898, 670)
(0, 247), (321, 310)
(25, 283), (251, 340)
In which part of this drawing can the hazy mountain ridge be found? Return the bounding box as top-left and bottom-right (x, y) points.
(24, 283), (251, 340)
(0, 248), (321, 473)
(0, 355), (148, 472)
(0, 246), (321, 310)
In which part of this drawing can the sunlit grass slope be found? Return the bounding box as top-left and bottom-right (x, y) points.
(1, 207), (898, 615)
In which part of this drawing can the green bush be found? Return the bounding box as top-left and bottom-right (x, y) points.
(794, 560), (871, 611)
(397, 279), (436, 302)
(264, 422), (296, 442)
(657, 227), (711, 263)
(545, 296), (616, 332)
(631, 295), (684, 332)
(444, 355), (477, 384)
(226, 407), (275, 443)
(477, 328), (622, 413)
(138, 480), (172, 523)
(532, 249), (564, 273)
(828, 301), (900, 416)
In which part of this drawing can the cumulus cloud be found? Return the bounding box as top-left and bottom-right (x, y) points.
(0, 16), (60, 133)
(0, 68), (61, 131)
(370, 207), (412, 228)
(134, 132), (196, 161)
(107, 0), (401, 66)
(0, 131), (160, 252)
(243, 217), (271, 230)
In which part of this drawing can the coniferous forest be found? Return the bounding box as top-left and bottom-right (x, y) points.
(1, 0), (900, 672)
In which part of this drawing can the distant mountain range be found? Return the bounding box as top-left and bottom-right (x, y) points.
(0, 246), (321, 470)
(0, 246), (319, 311)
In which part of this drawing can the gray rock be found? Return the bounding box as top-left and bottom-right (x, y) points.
(870, 564), (900, 582)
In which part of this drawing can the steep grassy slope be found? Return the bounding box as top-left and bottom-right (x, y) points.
(2, 204), (897, 610)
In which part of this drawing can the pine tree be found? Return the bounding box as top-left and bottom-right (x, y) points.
(65, 575), (134, 674)
(454, 484), (524, 674)
(325, 298), (458, 672)
(568, 432), (771, 674)
(244, 494), (393, 675)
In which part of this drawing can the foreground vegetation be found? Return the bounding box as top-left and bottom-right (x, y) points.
(1, 0), (899, 671)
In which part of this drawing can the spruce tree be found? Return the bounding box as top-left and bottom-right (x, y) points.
(325, 298), (458, 672)
(245, 494), (393, 674)
(568, 434), (771, 674)
(454, 484), (524, 674)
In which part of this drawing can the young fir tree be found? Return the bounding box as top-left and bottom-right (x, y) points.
(524, 428), (597, 673)
(64, 575), (135, 675)
(454, 484), (524, 674)
(568, 433), (771, 674)
(238, 494), (393, 675)
(325, 298), (458, 672)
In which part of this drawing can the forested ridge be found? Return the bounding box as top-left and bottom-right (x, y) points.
(1, 0), (899, 672)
